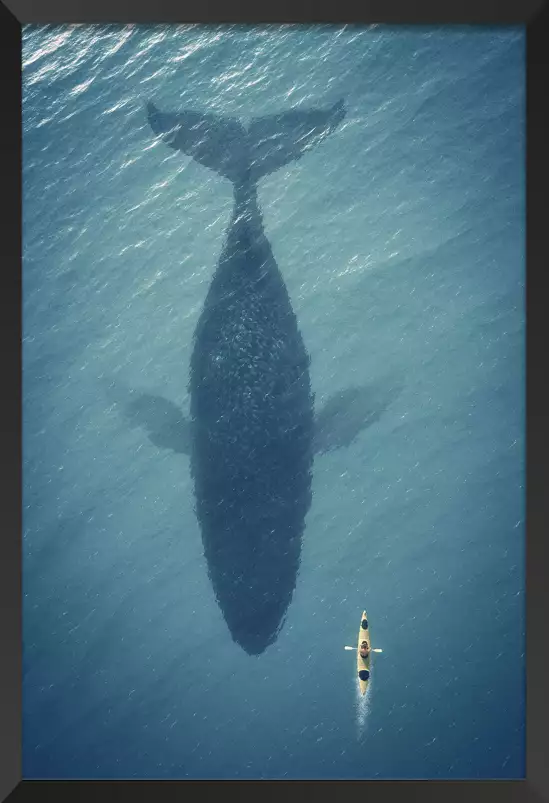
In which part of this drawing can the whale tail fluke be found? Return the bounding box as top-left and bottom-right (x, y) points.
(147, 101), (249, 183)
(146, 99), (346, 184)
(248, 98), (345, 181)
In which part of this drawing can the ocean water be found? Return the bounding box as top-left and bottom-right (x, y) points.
(22, 24), (525, 780)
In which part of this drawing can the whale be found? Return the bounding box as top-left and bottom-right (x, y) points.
(137, 100), (402, 654)
(145, 98), (348, 655)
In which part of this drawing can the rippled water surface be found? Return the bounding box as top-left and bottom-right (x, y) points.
(23, 24), (525, 779)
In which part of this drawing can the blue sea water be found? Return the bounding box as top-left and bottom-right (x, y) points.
(22, 24), (525, 779)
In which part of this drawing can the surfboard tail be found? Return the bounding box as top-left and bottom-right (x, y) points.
(146, 99), (346, 185)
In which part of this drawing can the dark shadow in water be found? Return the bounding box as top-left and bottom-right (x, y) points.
(126, 97), (355, 654)
(122, 380), (401, 459)
(125, 393), (191, 456)
(314, 380), (402, 455)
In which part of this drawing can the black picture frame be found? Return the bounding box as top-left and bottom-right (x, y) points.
(3, 1), (547, 801)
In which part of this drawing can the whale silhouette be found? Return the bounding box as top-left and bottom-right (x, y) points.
(145, 99), (346, 655)
(143, 98), (398, 655)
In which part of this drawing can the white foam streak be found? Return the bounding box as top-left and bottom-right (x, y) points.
(355, 673), (372, 740)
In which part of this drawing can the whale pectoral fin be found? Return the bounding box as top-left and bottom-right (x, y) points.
(146, 101), (249, 182)
(314, 380), (402, 455)
(248, 98), (346, 181)
(125, 392), (191, 456)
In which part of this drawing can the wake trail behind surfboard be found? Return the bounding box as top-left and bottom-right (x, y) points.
(355, 674), (372, 740)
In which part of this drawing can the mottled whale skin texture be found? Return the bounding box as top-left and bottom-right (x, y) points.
(147, 99), (345, 654)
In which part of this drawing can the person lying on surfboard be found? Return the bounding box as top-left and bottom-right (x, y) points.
(359, 640), (370, 659)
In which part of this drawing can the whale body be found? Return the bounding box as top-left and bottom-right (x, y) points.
(147, 99), (345, 654)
